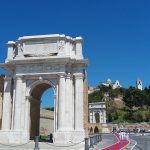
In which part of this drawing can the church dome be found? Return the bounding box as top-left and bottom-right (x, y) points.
(107, 78), (111, 84)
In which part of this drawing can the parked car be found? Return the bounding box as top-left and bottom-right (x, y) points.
(135, 128), (145, 133)
(119, 128), (130, 133)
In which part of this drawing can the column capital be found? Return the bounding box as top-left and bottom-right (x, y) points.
(25, 96), (32, 101)
(74, 73), (84, 79)
(7, 41), (16, 47)
(66, 73), (72, 79)
(4, 76), (12, 81)
(58, 73), (66, 78)
(13, 75), (23, 80)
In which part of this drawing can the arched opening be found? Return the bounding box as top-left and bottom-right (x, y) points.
(40, 88), (54, 138)
(29, 82), (55, 140)
(95, 112), (100, 123)
(90, 127), (93, 134)
(94, 126), (99, 133)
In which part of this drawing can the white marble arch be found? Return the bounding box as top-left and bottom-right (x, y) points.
(25, 78), (56, 140)
(0, 34), (88, 146)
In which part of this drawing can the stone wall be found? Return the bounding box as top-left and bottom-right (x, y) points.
(83, 71), (89, 134)
(88, 123), (102, 134)
(0, 75), (4, 129)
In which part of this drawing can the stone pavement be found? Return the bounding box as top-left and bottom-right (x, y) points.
(0, 134), (117, 150)
(0, 133), (133, 150)
(0, 141), (85, 150)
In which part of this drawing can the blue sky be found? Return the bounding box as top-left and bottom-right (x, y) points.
(0, 0), (150, 107)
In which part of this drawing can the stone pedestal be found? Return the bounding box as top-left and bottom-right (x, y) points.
(1, 76), (12, 131)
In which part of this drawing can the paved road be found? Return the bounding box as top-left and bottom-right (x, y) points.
(94, 133), (118, 150)
(130, 134), (150, 150)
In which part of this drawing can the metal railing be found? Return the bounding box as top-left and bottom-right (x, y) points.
(85, 134), (102, 150)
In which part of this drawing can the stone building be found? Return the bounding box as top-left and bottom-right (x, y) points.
(136, 79), (142, 90)
(89, 102), (106, 124)
(88, 102), (108, 134)
(101, 78), (122, 89)
(88, 79), (122, 94)
(83, 71), (89, 134)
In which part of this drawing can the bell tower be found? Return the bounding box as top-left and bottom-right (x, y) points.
(136, 79), (142, 90)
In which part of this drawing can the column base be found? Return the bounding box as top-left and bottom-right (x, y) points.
(54, 130), (85, 144)
(0, 130), (85, 145)
(0, 130), (29, 144)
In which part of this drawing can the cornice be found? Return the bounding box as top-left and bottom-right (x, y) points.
(17, 34), (83, 43)
(5, 57), (89, 67)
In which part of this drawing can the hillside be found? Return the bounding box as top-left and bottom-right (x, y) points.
(88, 85), (150, 123)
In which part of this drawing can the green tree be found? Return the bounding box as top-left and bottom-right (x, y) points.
(88, 90), (104, 103)
(98, 84), (111, 93)
(144, 86), (150, 107)
(123, 86), (135, 109)
(132, 111), (143, 122)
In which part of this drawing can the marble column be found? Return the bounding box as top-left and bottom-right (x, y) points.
(13, 76), (23, 130)
(24, 96), (31, 132)
(93, 111), (96, 123)
(11, 79), (16, 129)
(55, 84), (58, 132)
(65, 73), (74, 130)
(89, 111), (93, 123)
(2, 76), (12, 130)
(20, 80), (26, 130)
(71, 75), (75, 130)
(58, 74), (66, 131)
(53, 92), (56, 132)
(102, 110), (104, 123)
(103, 110), (106, 124)
(74, 73), (84, 131)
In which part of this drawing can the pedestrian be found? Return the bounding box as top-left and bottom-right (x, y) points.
(49, 133), (53, 143)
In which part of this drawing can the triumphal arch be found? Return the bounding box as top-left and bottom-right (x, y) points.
(0, 34), (88, 144)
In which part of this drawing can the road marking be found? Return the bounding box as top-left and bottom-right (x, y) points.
(102, 133), (130, 150)
(120, 140), (130, 150)
(101, 134), (120, 150)
(130, 139), (137, 150)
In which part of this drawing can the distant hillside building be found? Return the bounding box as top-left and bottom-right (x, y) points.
(88, 102), (109, 133)
(136, 79), (142, 90)
(89, 102), (106, 124)
(88, 78), (122, 94)
(101, 78), (122, 89)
